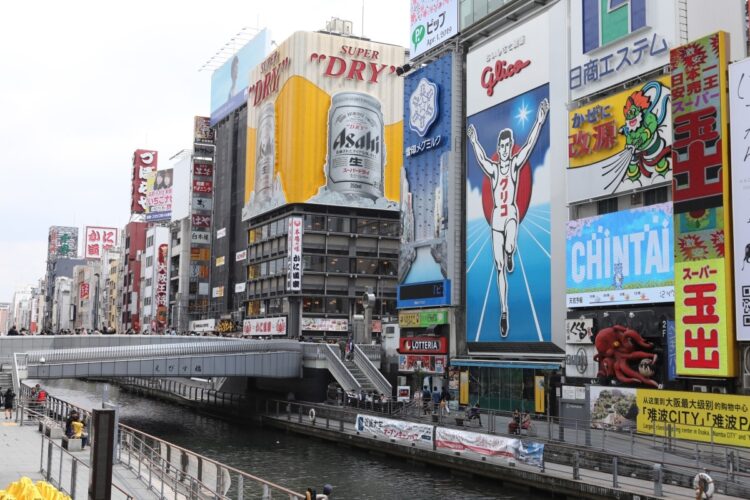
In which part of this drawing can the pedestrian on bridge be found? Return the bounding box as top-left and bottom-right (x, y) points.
(4, 387), (15, 419)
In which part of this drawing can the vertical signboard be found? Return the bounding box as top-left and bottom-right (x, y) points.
(156, 244), (168, 330)
(672, 32), (736, 377)
(409, 0), (458, 60)
(48, 226), (79, 259)
(730, 57), (750, 341)
(194, 116), (215, 143)
(145, 168), (173, 221)
(242, 31), (405, 221)
(84, 226), (118, 259)
(287, 216), (303, 292)
(465, 11), (552, 342)
(399, 52), (453, 308)
(567, 76), (672, 202)
(131, 150), (158, 214)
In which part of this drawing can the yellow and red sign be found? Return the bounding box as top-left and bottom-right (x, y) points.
(242, 31), (405, 221)
(671, 32), (736, 377)
(637, 389), (750, 448)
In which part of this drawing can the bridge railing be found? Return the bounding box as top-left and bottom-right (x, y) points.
(322, 344), (361, 393)
(352, 345), (392, 398)
(21, 387), (305, 500)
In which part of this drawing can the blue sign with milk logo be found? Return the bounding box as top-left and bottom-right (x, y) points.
(566, 202), (674, 307)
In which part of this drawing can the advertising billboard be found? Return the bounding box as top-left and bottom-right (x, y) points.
(210, 29), (272, 126)
(84, 226), (118, 260)
(466, 11), (552, 343)
(156, 244), (168, 330)
(131, 150), (158, 214)
(301, 317), (348, 332)
(194, 116), (215, 143)
(48, 226), (78, 259)
(567, 76), (672, 203)
(569, 0), (674, 100)
(730, 57), (750, 341)
(409, 0), (458, 60)
(145, 168), (173, 222)
(636, 389), (750, 448)
(242, 316), (287, 336)
(241, 31), (405, 221)
(566, 203), (674, 307)
(399, 52), (453, 308)
(671, 32), (736, 377)
(286, 216), (303, 292)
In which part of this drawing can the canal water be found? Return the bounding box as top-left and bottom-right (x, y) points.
(35, 379), (544, 499)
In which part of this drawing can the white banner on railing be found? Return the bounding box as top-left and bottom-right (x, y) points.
(355, 414), (433, 444)
(435, 427), (519, 458)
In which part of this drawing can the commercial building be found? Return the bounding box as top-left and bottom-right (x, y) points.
(233, 29), (406, 339)
(0, 303), (9, 335)
(71, 261), (103, 331)
(50, 277), (73, 332)
(121, 221), (148, 332)
(140, 226), (170, 333)
(42, 225), (80, 330)
(10, 285), (34, 332)
(102, 247), (122, 332)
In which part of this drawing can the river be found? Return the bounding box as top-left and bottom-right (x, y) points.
(34, 378), (544, 499)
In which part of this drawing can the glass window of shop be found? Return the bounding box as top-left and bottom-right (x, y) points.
(304, 214), (326, 231)
(356, 218), (380, 235)
(268, 298), (283, 314)
(467, 367), (552, 412)
(327, 216), (350, 233)
(380, 221), (399, 237)
(356, 258), (379, 275)
(303, 297), (325, 313)
(327, 256), (350, 273)
(326, 297), (347, 314)
(247, 300), (261, 315)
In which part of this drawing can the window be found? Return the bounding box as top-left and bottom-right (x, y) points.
(146, 235), (154, 248)
(268, 298), (283, 314)
(327, 216), (350, 233)
(260, 261), (268, 277)
(303, 297), (325, 313)
(261, 224), (269, 240)
(326, 297), (346, 314)
(356, 258), (379, 275)
(269, 259), (277, 276)
(269, 221), (277, 238)
(379, 259), (397, 276)
(247, 300), (261, 315)
(357, 219), (380, 235)
(644, 187), (669, 206)
(597, 197), (618, 214)
(327, 256), (350, 273)
(145, 256), (153, 268)
(145, 278), (152, 288)
(303, 255), (325, 272)
(304, 215), (326, 231)
(380, 221), (399, 237)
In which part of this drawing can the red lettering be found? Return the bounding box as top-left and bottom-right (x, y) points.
(480, 59), (531, 97)
(325, 56), (348, 77)
(368, 63), (388, 83)
(347, 59), (366, 81)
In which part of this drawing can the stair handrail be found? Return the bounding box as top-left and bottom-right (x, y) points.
(352, 345), (392, 398)
(12, 352), (26, 394)
(322, 344), (362, 393)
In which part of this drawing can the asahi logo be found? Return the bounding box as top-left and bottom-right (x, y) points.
(332, 129), (381, 154)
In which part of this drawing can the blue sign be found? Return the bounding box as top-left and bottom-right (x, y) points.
(582, 0), (646, 54)
(210, 29), (271, 126)
(666, 319), (677, 381)
(566, 202), (674, 307)
(466, 84), (551, 343)
(399, 53), (453, 308)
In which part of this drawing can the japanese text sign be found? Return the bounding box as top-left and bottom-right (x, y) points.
(675, 258), (733, 376)
(286, 216), (303, 292)
(242, 316), (287, 336)
(131, 149), (157, 214)
(156, 244), (168, 329)
(671, 32), (735, 377)
(409, 0), (458, 60)
(636, 389), (750, 448)
(730, 57), (750, 341)
(80, 282), (89, 300)
(84, 226), (118, 259)
(567, 76), (672, 202)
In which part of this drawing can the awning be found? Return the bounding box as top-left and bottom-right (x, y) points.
(450, 359), (561, 370)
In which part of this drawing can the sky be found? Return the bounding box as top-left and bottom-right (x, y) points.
(0, 0), (409, 304)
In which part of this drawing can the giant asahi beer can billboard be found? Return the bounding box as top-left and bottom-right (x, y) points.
(241, 31), (406, 221)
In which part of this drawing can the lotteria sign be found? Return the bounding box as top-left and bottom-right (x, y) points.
(399, 337), (447, 354)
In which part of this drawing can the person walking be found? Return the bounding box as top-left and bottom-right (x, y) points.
(7, 325), (19, 336)
(421, 386), (431, 416)
(431, 386), (441, 414)
(4, 387), (16, 419)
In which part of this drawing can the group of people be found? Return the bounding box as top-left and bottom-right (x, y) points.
(508, 409), (532, 435)
(420, 386), (452, 416)
(0, 387), (16, 419)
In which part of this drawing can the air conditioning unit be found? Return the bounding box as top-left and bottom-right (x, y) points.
(692, 385), (708, 392)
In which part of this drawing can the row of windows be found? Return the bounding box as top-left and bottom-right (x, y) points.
(596, 186), (669, 215)
(302, 297), (397, 316)
(248, 257), (288, 280)
(248, 215), (400, 245)
(247, 298), (284, 316)
(303, 256), (397, 276)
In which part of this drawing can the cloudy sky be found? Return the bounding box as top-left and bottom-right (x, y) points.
(0, 0), (409, 303)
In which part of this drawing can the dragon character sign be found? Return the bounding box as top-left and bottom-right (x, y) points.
(568, 77), (672, 203)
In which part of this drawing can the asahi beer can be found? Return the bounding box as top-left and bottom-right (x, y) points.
(325, 92), (385, 199)
(254, 101), (275, 203)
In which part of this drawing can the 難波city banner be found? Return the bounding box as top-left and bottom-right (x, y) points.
(409, 0), (458, 60)
(210, 29), (271, 126)
(636, 389), (750, 448)
(730, 57), (750, 341)
(671, 32), (736, 377)
(566, 203), (674, 307)
(567, 76), (672, 203)
(435, 427), (518, 458)
(466, 9), (554, 343)
(356, 414), (433, 444)
(399, 52), (454, 308)
(242, 31), (405, 220)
